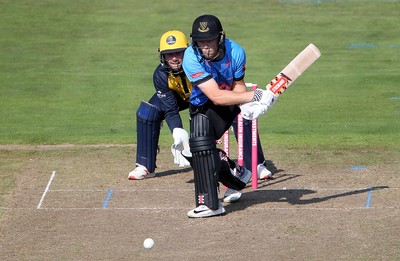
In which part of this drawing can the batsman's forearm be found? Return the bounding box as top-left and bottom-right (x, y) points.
(208, 90), (254, 106)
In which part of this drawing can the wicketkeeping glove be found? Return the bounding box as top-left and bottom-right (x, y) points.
(173, 127), (189, 146)
(171, 128), (190, 167)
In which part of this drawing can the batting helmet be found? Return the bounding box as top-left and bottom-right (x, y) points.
(190, 14), (224, 42)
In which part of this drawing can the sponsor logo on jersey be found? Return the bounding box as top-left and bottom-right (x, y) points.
(156, 90), (166, 98)
(190, 72), (204, 78)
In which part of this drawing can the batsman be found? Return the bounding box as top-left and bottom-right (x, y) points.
(182, 14), (278, 218)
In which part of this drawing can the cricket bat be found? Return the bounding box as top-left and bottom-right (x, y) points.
(267, 43), (321, 95)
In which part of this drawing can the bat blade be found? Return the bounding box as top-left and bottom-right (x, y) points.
(267, 43), (321, 95)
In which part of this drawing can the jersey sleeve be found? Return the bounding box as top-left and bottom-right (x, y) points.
(152, 66), (183, 132)
(231, 41), (246, 81)
(182, 47), (212, 85)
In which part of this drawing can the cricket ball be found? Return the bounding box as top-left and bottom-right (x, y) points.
(143, 238), (154, 249)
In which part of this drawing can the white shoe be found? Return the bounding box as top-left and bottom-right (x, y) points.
(258, 161), (272, 180)
(128, 164), (156, 180)
(237, 166), (252, 184)
(223, 188), (242, 203)
(223, 166), (251, 203)
(187, 202), (225, 218)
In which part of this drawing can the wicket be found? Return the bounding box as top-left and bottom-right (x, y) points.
(222, 83), (259, 189)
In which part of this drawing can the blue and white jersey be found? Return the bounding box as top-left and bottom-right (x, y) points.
(182, 38), (246, 106)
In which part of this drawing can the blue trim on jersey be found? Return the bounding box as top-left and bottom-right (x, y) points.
(182, 39), (246, 106)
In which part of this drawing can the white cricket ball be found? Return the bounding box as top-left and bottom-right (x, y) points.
(143, 238), (154, 249)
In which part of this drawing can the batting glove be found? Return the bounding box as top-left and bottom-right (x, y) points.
(253, 89), (278, 108)
(240, 101), (266, 120)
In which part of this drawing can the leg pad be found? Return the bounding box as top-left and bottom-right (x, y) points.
(136, 101), (162, 172)
(190, 114), (220, 210)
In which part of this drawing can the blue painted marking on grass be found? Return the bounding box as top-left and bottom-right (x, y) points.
(347, 43), (400, 49)
(102, 189), (113, 209)
(390, 97), (400, 100)
(347, 43), (377, 49)
(365, 188), (373, 209)
(349, 166), (365, 171)
(278, 0), (322, 4)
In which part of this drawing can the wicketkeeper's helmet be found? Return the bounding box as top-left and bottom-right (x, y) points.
(158, 30), (188, 72)
(159, 30), (188, 55)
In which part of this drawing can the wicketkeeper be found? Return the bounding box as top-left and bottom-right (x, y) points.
(128, 30), (192, 179)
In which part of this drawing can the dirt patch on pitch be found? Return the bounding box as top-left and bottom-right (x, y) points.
(0, 145), (399, 260)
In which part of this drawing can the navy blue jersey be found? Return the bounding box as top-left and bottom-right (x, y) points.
(182, 38), (246, 106)
(151, 64), (192, 132)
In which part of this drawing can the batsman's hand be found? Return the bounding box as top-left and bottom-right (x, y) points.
(253, 89), (278, 108)
(171, 128), (190, 167)
(240, 102), (266, 120)
(240, 89), (278, 120)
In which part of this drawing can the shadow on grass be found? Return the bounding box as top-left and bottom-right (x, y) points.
(156, 167), (192, 178)
(256, 173), (301, 188)
(225, 185), (389, 213)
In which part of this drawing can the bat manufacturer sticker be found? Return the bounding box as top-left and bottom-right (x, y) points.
(269, 73), (292, 95)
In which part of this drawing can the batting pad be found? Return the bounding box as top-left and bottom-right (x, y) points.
(190, 113), (220, 210)
(136, 101), (162, 173)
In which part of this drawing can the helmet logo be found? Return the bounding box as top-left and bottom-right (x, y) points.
(198, 22), (209, 33)
(166, 35), (176, 45)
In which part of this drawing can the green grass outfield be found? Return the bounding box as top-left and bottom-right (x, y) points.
(1, 0), (399, 149)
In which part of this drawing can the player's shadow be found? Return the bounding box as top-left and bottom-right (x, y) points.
(183, 159), (284, 184)
(264, 159), (284, 176)
(256, 173), (301, 188)
(225, 185), (389, 213)
(156, 167), (192, 178)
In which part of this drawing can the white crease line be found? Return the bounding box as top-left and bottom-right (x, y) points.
(47, 187), (398, 192)
(2, 206), (398, 211)
(37, 170), (56, 209)
(49, 188), (195, 192)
